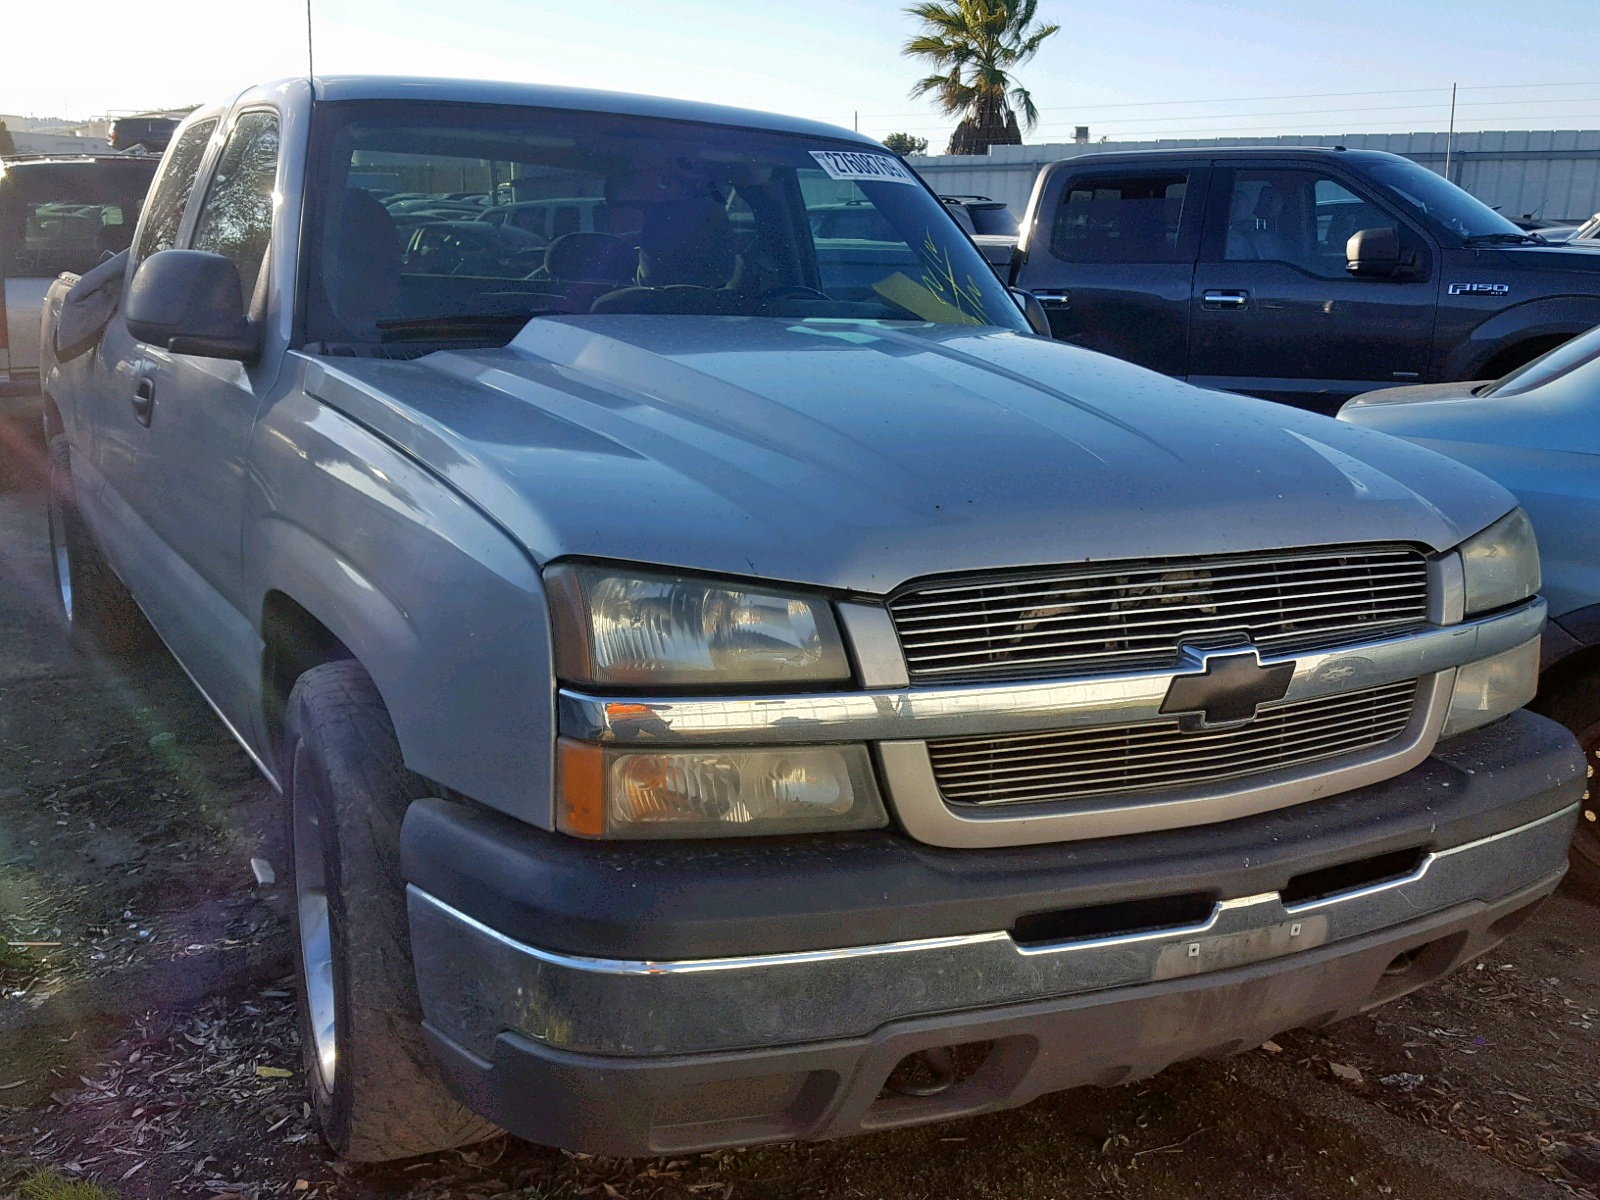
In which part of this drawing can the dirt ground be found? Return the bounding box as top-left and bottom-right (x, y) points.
(0, 425), (1597, 1200)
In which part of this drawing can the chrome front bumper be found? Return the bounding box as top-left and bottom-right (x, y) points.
(409, 801), (1577, 1062)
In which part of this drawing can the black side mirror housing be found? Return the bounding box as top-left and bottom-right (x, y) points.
(125, 249), (259, 362)
(1346, 227), (1402, 279)
(1010, 287), (1053, 336)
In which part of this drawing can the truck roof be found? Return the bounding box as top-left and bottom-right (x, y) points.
(1043, 146), (1413, 168)
(249, 75), (882, 149)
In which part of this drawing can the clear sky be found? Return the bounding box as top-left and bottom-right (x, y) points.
(7, 0), (1600, 145)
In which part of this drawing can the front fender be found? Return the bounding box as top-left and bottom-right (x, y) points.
(246, 389), (557, 827)
(1442, 295), (1600, 379)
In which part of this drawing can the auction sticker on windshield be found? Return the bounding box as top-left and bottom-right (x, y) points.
(809, 150), (919, 185)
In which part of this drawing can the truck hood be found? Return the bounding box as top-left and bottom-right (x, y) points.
(1482, 240), (1600, 265)
(301, 317), (1515, 594)
(1342, 381), (1487, 409)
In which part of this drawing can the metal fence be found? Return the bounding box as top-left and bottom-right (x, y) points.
(911, 130), (1600, 224)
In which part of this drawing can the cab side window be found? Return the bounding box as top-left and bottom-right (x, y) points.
(191, 111), (281, 305)
(1050, 171), (1190, 263)
(1223, 170), (1397, 278)
(131, 118), (218, 268)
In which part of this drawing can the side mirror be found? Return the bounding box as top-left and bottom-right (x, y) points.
(1346, 227), (1401, 279)
(1010, 287), (1053, 336)
(125, 249), (259, 361)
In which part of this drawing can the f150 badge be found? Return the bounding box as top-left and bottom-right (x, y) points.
(1448, 282), (1510, 296)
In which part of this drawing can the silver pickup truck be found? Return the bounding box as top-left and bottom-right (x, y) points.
(39, 77), (1585, 1163)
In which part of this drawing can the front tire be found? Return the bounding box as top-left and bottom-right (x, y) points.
(1538, 674), (1600, 898)
(284, 661), (498, 1161)
(46, 435), (151, 655)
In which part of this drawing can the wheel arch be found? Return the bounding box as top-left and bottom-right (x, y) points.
(245, 408), (556, 828)
(1538, 602), (1600, 701)
(41, 394), (64, 442)
(261, 588), (357, 774)
(1444, 297), (1600, 380)
(252, 516), (423, 782)
(1477, 333), (1571, 381)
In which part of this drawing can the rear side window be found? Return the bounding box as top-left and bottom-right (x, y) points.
(132, 118), (218, 267)
(192, 110), (281, 305)
(0, 161), (159, 278)
(1051, 171), (1190, 263)
(970, 205), (1018, 237)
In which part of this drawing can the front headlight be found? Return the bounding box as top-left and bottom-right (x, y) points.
(557, 740), (888, 838)
(1459, 509), (1541, 616)
(546, 564), (852, 687)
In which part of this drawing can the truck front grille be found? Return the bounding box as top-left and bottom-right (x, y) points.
(889, 546), (1430, 685)
(926, 680), (1419, 807)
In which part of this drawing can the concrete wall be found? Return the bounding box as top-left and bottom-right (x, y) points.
(910, 130), (1600, 224)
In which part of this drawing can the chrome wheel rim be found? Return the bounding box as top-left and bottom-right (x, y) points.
(293, 748), (339, 1091)
(47, 490), (72, 623)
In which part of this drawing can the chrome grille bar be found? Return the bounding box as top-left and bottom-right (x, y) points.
(890, 546), (1431, 685)
(928, 680), (1419, 806)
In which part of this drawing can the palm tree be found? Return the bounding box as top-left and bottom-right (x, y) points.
(903, 0), (1060, 155)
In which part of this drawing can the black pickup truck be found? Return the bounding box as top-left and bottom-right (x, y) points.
(1011, 147), (1600, 411)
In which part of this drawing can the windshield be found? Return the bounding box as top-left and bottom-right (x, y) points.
(1364, 159), (1526, 243)
(1482, 326), (1600, 396)
(0, 160), (158, 278)
(304, 101), (1024, 346)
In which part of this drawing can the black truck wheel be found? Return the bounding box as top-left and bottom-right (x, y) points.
(45, 435), (152, 656)
(284, 661), (499, 1161)
(1539, 675), (1600, 899)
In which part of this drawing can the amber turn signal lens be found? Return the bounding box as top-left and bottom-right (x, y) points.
(555, 740), (887, 839)
(556, 739), (606, 837)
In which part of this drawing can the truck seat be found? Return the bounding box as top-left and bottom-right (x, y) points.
(542, 232), (638, 284)
(327, 188), (403, 333)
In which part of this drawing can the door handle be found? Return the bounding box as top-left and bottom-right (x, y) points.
(131, 376), (155, 427)
(1202, 290), (1249, 309)
(1033, 290), (1070, 306)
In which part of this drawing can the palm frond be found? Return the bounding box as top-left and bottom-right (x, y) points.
(1013, 23), (1060, 61)
(902, 0), (1059, 148)
(1009, 84), (1039, 130)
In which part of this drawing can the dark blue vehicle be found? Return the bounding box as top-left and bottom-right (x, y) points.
(1012, 147), (1600, 412)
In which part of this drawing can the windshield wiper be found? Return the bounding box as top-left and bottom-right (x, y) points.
(375, 312), (562, 342)
(1463, 232), (1547, 246)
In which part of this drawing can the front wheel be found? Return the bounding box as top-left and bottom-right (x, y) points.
(1564, 715), (1600, 897)
(284, 661), (498, 1161)
(1537, 675), (1600, 898)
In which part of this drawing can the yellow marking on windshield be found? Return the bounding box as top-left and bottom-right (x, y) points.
(872, 272), (984, 325)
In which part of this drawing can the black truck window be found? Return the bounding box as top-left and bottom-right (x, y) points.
(132, 118), (218, 268)
(1050, 171), (1189, 264)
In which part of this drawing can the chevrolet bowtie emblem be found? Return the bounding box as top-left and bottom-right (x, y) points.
(1159, 647), (1296, 731)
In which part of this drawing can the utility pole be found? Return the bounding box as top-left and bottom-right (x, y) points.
(853, 111), (858, 132)
(1444, 83), (1457, 181)
(306, 0), (315, 83)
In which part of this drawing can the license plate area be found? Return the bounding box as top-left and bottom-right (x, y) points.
(1153, 915), (1329, 980)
